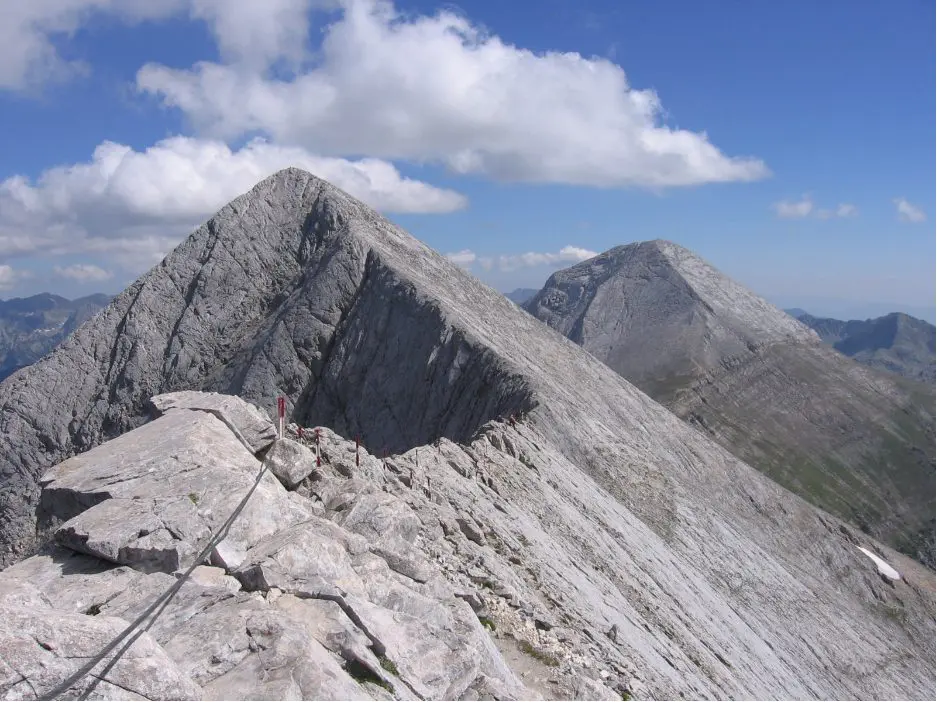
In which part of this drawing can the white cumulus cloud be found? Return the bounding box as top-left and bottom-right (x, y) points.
(772, 196), (814, 219)
(53, 264), (114, 282)
(445, 250), (477, 267)
(893, 197), (925, 223)
(495, 246), (598, 272)
(135, 0), (768, 189)
(0, 264), (34, 291)
(816, 203), (857, 219)
(775, 196), (859, 221)
(450, 246), (598, 273)
(0, 0), (189, 91)
(0, 135), (466, 273)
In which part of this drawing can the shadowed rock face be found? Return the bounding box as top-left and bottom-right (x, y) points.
(796, 311), (936, 384)
(0, 173), (934, 698)
(0, 169), (533, 565)
(524, 241), (936, 567)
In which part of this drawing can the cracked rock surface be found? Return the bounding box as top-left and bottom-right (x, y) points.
(4, 394), (933, 700)
(0, 171), (933, 700)
(0, 401), (533, 701)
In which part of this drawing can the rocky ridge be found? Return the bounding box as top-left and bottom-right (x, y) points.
(795, 311), (936, 385)
(0, 171), (933, 699)
(523, 241), (936, 567)
(1, 392), (934, 700)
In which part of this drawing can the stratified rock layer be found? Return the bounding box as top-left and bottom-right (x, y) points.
(2, 395), (933, 700)
(524, 240), (936, 566)
(0, 171), (933, 699)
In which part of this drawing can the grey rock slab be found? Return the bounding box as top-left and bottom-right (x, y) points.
(200, 624), (369, 701)
(330, 491), (436, 583)
(332, 491), (420, 545)
(456, 517), (487, 546)
(186, 565), (242, 593)
(0, 587), (201, 701)
(262, 437), (318, 490)
(149, 391), (277, 454)
(101, 579), (371, 701)
(233, 517), (371, 596)
(38, 410), (314, 574)
(0, 547), (144, 615)
(230, 510), (528, 700)
(385, 423), (937, 701)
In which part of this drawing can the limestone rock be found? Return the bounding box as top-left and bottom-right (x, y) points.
(186, 565), (242, 593)
(457, 517), (487, 546)
(230, 516), (528, 700)
(264, 437), (318, 489)
(37, 408), (314, 573)
(0, 586), (201, 700)
(149, 391), (278, 454)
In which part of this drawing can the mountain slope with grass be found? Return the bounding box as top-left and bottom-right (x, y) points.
(525, 241), (936, 567)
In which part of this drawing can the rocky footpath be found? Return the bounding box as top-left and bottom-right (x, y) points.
(1, 392), (933, 700)
(1, 394), (531, 701)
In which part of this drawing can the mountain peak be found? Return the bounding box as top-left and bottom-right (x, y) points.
(0, 175), (934, 698)
(526, 240), (817, 368)
(524, 243), (935, 567)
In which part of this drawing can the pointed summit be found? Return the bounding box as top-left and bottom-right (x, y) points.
(0, 176), (934, 698)
(526, 240), (816, 391)
(525, 241), (935, 567)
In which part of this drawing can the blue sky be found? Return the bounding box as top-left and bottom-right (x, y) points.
(0, 0), (933, 321)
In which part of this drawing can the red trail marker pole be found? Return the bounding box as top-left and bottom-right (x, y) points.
(277, 396), (285, 439)
(315, 429), (322, 467)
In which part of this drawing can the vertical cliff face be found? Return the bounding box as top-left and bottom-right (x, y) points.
(525, 240), (936, 567)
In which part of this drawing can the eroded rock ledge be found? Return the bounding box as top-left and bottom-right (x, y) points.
(0, 393), (629, 701)
(2, 391), (933, 701)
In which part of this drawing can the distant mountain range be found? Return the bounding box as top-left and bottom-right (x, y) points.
(785, 309), (935, 384)
(504, 287), (539, 304)
(0, 293), (111, 381)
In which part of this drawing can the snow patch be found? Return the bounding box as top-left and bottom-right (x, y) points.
(857, 546), (901, 581)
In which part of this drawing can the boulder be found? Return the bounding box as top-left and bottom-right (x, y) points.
(38, 410), (315, 574)
(331, 491), (435, 583)
(263, 437), (318, 489)
(149, 391), (278, 454)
